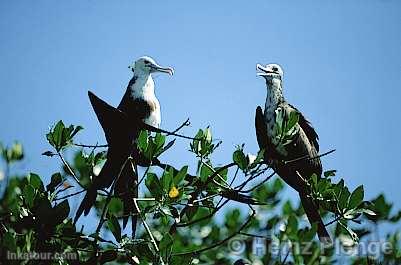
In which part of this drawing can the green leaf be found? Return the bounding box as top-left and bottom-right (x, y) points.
(215, 166), (228, 182)
(107, 215), (122, 242)
(161, 167), (173, 193)
(137, 130), (149, 152)
(108, 198), (123, 215)
(273, 178), (284, 193)
(190, 129), (204, 154)
(339, 221), (359, 242)
(46, 121), (83, 151)
(35, 197), (53, 221)
(225, 209), (241, 231)
(286, 110), (299, 133)
(29, 173), (43, 191)
(185, 205), (199, 221)
(282, 200), (293, 216)
(287, 214), (298, 235)
(343, 209), (360, 220)
(348, 185), (364, 209)
(299, 223), (318, 241)
(200, 163), (213, 183)
(154, 132), (166, 150)
(159, 233), (174, 260)
(2, 232), (17, 251)
(173, 166), (188, 185)
(70, 125), (84, 139)
(205, 127), (212, 144)
(338, 187), (351, 210)
(100, 250), (117, 264)
(160, 139), (175, 154)
(145, 173), (162, 199)
(233, 149), (248, 170)
(190, 127), (215, 157)
(46, 172), (63, 193)
(41, 150), (55, 157)
(6, 142), (24, 163)
(53, 199), (70, 225)
(363, 209), (377, 216)
(324, 170), (337, 178)
(53, 120), (65, 150)
(23, 184), (35, 208)
(170, 255), (193, 265)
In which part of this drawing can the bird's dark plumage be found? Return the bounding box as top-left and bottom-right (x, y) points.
(74, 91), (140, 231)
(74, 57), (174, 237)
(255, 102), (331, 243)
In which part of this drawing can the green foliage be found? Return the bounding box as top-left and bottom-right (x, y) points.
(46, 120), (83, 152)
(0, 121), (400, 265)
(272, 108), (299, 155)
(190, 127), (220, 158)
(0, 141), (24, 164)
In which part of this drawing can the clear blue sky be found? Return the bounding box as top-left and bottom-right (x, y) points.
(1, 1), (400, 225)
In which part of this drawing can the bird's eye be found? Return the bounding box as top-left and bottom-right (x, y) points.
(272, 67), (278, 72)
(144, 60), (150, 64)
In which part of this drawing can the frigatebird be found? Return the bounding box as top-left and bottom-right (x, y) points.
(74, 56), (174, 236)
(254, 63), (331, 243)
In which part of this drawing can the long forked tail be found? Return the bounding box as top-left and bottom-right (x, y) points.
(300, 195), (332, 244)
(277, 170), (332, 243)
(74, 157), (120, 224)
(115, 158), (138, 237)
(74, 91), (128, 224)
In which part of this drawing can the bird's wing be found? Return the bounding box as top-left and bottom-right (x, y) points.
(279, 102), (322, 177)
(255, 106), (268, 149)
(88, 91), (129, 144)
(288, 103), (319, 152)
(114, 158), (138, 233)
(254, 103), (330, 242)
(277, 103), (329, 242)
(75, 92), (134, 224)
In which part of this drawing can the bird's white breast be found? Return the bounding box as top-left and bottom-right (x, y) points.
(145, 97), (161, 128)
(130, 75), (161, 128)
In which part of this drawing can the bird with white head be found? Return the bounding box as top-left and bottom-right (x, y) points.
(254, 62), (332, 243)
(75, 56), (174, 237)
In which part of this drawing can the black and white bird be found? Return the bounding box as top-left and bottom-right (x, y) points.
(254, 63), (331, 243)
(74, 56), (173, 234)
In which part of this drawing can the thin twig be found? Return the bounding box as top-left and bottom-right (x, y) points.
(234, 166), (272, 191)
(173, 205), (256, 256)
(201, 161), (230, 188)
(134, 162), (152, 189)
(73, 143), (108, 148)
(285, 149), (336, 165)
(95, 157), (131, 234)
(281, 249), (290, 265)
(192, 194), (219, 204)
(229, 166), (240, 187)
(173, 162), (236, 229)
(54, 189), (85, 201)
(54, 189), (108, 202)
(324, 215), (341, 227)
(170, 118), (191, 135)
(239, 232), (271, 239)
(176, 199), (230, 227)
(133, 197), (165, 265)
(55, 185), (74, 195)
(239, 171), (276, 193)
(57, 151), (85, 189)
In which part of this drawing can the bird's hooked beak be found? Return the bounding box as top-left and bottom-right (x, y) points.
(256, 64), (275, 77)
(150, 63), (174, 76)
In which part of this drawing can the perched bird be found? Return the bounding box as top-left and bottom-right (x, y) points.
(74, 56), (173, 236)
(254, 63), (331, 243)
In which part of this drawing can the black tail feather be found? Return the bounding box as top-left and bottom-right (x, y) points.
(300, 195), (331, 243)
